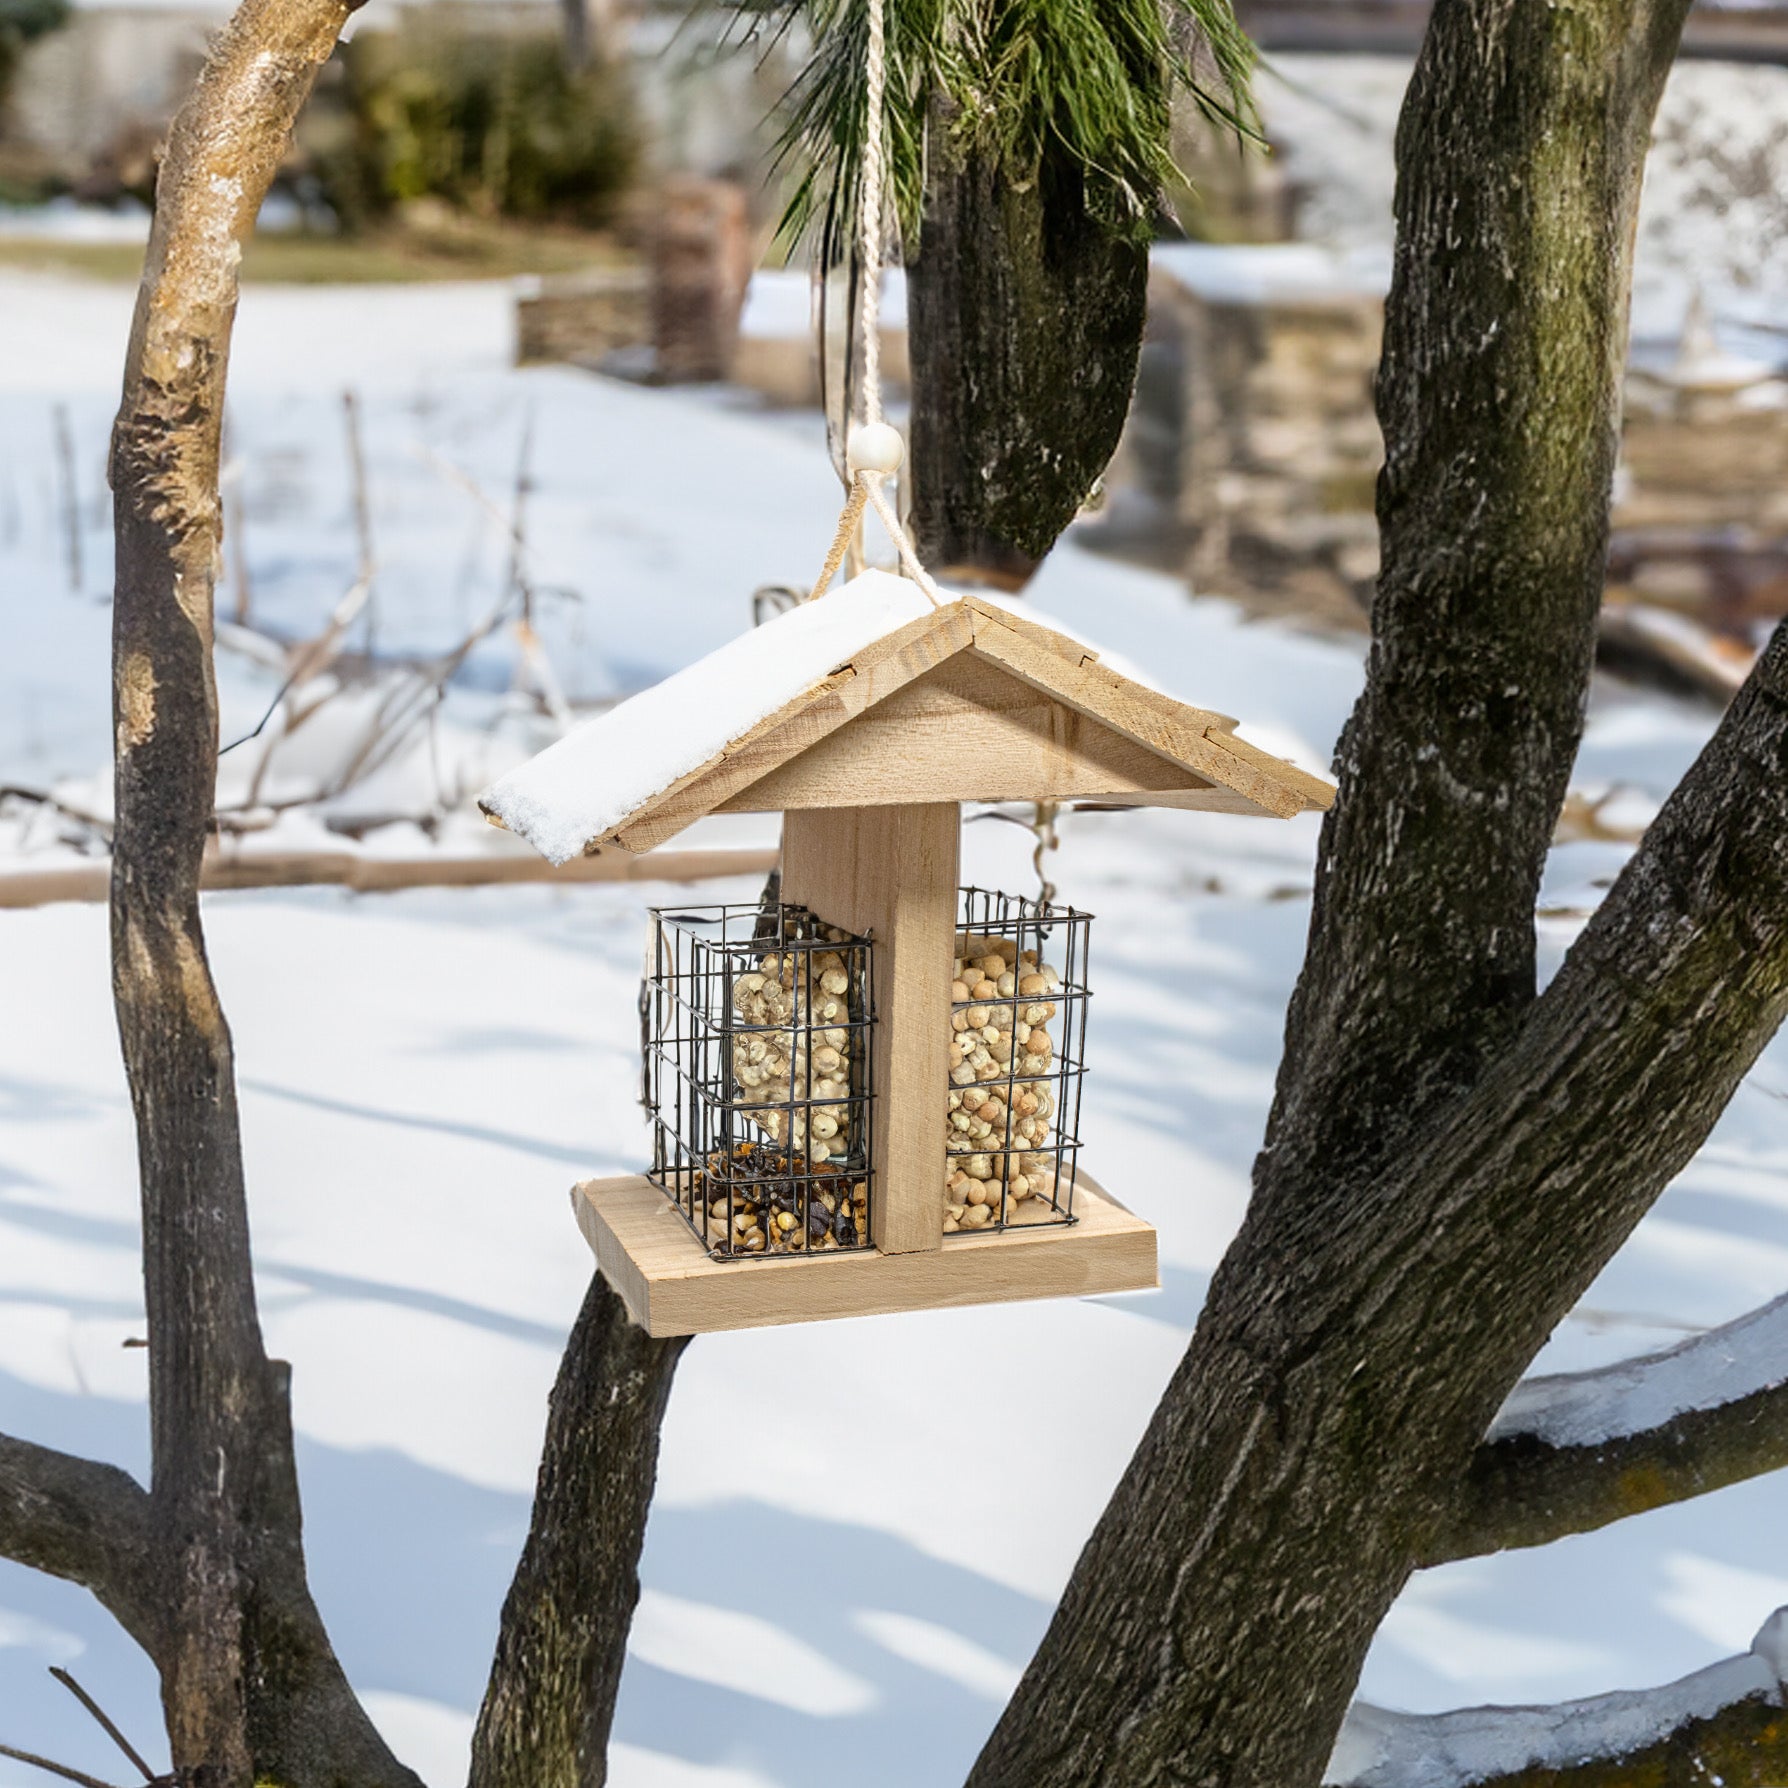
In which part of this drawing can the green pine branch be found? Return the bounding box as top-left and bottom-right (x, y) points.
(761, 0), (1258, 263)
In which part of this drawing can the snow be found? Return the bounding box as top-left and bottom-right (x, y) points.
(1150, 240), (1390, 305)
(629, 1590), (878, 1717)
(476, 567), (1282, 869)
(739, 270), (815, 342)
(740, 270), (908, 341)
(4, 261), (1788, 1787)
(0, 273), (517, 397)
(0, 201), (151, 243)
(1492, 1291), (1788, 1450)
(1328, 1611), (1788, 1786)
(479, 570), (939, 864)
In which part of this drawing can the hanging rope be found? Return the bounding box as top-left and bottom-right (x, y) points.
(858, 0), (886, 431)
(807, 0), (943, 607)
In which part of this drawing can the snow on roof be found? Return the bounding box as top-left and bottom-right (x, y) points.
(480, 570), (939, 865)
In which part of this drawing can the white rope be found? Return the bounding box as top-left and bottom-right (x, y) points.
(864, 472), (944, 602)
(806, 0), (943, 607)
(859, 0), (887, 428)
(808, 477), (871, 603)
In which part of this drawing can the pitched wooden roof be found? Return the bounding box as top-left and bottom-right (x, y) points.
(480, 570), (1333, 863)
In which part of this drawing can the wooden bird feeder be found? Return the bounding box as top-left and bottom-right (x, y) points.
(480, 570), (1333, 1335)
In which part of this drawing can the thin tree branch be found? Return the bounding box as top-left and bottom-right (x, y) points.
(1331, 1609), (1788, 1786)
(1429, 1293), (1788, 1564)
(52, 1668), (160, 1783)
(0, 1437), (159, 1652)
(0, 1742), (129, 1788)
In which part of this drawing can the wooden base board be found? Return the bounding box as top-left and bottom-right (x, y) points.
(573, 1170), (1158, 1337)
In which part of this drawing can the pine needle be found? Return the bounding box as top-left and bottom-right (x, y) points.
(756, 0), (1260, 264)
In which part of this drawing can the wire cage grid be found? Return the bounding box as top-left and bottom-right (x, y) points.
(948, 885), (1092, 1236)
(642, 900), (877, 1261)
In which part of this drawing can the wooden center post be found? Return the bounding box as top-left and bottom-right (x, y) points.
(781, 803), (960, 1254)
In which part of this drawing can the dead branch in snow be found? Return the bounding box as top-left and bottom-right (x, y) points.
(206, 425), (587, 832)
(343, 387), (377, 654)
(415, 431), (580, 727)
(52, 403), (82, 595)
(502, 409), (574, 730)
(0, 842), (780, 909)
(1597, 600), (1755, 705)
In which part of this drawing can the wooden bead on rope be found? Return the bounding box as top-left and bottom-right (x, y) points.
(847, 421), (906, 476)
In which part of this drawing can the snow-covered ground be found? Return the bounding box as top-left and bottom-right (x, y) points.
(2, 269), (1785, 1787)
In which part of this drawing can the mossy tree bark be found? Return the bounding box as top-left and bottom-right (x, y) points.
(906, 118), (1146, 590)
(964, 0), (1735, 1781)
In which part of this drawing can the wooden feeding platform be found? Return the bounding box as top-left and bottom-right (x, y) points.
(573, 1167), (1155, 1337)
(481, 571), (1334, 1334)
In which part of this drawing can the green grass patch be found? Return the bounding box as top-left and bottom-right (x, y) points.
(0, 217), (633, 285)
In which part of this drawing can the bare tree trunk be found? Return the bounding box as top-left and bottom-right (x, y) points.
(470, 1276), (689, 1788)
(906, 119), (1146, 589)
(967, 0), (1695, 1781)
(108, 0), (421, 1780)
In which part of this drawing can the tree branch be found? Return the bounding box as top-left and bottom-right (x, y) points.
(908, 112), (1147, 587)
(111, 0), (348, 1764)
(967, 0), (1699, 1776)
(0, 1436), (159, 1653)
(469, 1273), (690, 1788)
(108, 1), (419, 1783)
(1330, 1609), (1788, 1787)
(969, 518), (1788, 1788)
(1429, 1293), (1788, 1564)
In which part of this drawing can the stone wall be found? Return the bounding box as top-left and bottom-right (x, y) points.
(1120, 244), (1385, 628)
(515, 268), (651, 368)
(1112, 243), (1788, 637)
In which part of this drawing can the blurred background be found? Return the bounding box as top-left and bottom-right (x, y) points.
(5, 5), (1788, 1786)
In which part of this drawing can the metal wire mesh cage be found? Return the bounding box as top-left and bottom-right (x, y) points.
(945, 886), (1091, 1236)
(643, 900), (875, 1260)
